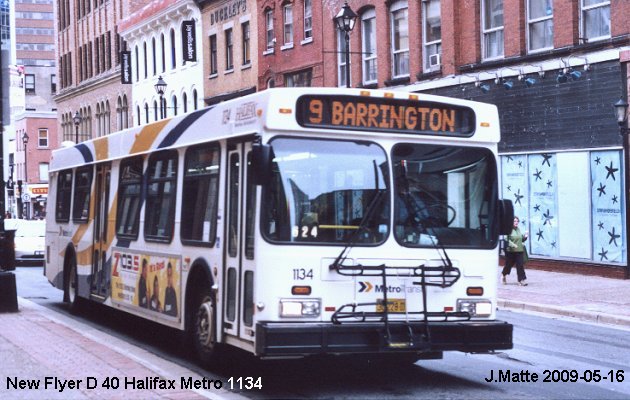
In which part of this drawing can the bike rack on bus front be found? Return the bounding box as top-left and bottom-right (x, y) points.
(329, 263), (469, 349)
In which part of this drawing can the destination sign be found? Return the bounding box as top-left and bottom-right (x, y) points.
(296, 95), (475, 136)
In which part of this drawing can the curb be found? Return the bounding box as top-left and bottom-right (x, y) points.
(497, 299), (630, 328)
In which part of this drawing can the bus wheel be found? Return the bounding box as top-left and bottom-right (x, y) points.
(192, 292), (217, 366)
(64, 255), (82, 313)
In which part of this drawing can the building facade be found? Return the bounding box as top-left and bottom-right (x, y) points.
(119, 0), (204, 125)
(199, 0), (258, 105)
(257, 0), (321, 89)
(11, 0), (57, 218)
(54, 0), (132, 146)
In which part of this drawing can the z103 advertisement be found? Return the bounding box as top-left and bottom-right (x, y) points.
(111, 249), (181, 320)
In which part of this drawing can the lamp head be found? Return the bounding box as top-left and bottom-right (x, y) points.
(614, 98), (629, 127)
(524, 77), (536, 87)
(335, 2), (358, 32)
(72, 111), (81, 126)
(154, 76), (167, 96)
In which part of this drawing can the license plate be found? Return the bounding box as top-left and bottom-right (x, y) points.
(376, 298), (406, 313)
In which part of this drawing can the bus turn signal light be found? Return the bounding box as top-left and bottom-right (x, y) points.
(291, 286), (312, 295)
(466, 287), (484, 296)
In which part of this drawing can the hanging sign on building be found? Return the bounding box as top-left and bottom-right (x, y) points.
(181, 20), (197, 62)
(121, 51), (132, 84)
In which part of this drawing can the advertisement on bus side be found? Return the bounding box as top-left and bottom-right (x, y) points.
(111, 248), (181, 321)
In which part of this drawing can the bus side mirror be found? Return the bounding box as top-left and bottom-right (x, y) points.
(251, 143), (273, 186)
(498, 199), (514, 235)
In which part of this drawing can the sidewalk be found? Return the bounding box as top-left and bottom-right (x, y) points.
(0, 298), (245, 400)
(497, 267), (630, 327)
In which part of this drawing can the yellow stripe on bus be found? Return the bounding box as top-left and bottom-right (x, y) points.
(130, 120), (170, 154)
(93, 136), (109, 161)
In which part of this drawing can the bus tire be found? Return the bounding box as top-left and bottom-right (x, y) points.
(63, 253), (82, 313)
(188, 284), (218, 367)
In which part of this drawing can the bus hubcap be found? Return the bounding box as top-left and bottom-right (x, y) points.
(197, 301), (214, 348)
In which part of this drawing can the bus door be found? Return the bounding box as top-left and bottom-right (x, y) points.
(223, 141), (257, 342)
(91, 163), (111, 298)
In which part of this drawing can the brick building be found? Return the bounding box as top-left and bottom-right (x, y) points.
(54, 0), (132, 145)
(199, 0), (258, 105)
(12, 0), (57, 218)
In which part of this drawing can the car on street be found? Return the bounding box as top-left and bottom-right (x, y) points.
(5, 219), (45, 266)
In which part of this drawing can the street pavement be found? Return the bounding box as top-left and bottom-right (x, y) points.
(1, 267), (629, 399)
(497, 267), (630, 327)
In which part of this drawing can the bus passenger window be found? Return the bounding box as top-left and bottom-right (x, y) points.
(116, 156), (143, 239)
(181, 144), (220, 245)
(55, 170), (73, 222)
(144, 150), (178, 242)
(72, 167), (93, 223)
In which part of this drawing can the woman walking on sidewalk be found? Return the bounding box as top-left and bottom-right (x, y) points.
(502, 216), (528, 286)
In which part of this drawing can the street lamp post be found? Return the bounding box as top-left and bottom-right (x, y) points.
(335, 2), (357, 89)
(614, 98), (629, 279)
(73, 111), (81, 143)
(154, 76), (167, 119)
(22, 132), (29, 219)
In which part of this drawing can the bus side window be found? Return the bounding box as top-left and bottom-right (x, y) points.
(181, 143), (220, 246)
(55, 169), (73, 222)
(116, 156), (144, 240)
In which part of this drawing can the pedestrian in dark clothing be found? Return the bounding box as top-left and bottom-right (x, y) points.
(502, 216), (529, 286)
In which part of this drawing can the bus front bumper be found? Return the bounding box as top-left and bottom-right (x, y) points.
(255, 320), (513, 357)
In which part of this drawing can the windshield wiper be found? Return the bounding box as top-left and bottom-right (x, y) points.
(330, 160), (386, 271)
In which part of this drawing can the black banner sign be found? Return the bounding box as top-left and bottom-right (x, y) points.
(181, 20), (197, 62)
(120, 51), (131, 84)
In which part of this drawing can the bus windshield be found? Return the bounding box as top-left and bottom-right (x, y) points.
(262, 137), (390, 244)
(393, 143), (498, 248)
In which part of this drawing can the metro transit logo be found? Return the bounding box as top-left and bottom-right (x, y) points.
(358, 282), (374, 292)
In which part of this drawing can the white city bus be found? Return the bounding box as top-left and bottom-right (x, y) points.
(45, 88), (514, 365)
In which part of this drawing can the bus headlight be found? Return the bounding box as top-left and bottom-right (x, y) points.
(456, 299), (492, 317)
(280, 299), (321, 317)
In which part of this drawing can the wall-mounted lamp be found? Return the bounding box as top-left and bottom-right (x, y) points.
(614, 98), (629, 136)
(475, 77), (491, 93)
(523, 77), (537, 87)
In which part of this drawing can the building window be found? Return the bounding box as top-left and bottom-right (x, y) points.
(283, 4), (293, 46)
(580, 0), (610, 42)
(183, 92), (188, 113)
(143, 41), (148, 78)
(25, 74), (35, 93)
(482, 0), (504, 60)
(337, 30), (349, 87)
(265, 9), (274, 50)
(172, 95), (178, 116)
(390, 1), (409, 78)
(39, 163), (49, 183)
(38, 128), (48, 148)
(285, 69), (312, 87)
(144, 103), (149, 124)
(170, 29), (176, 69)
(193, 89), (198, 110)
(153, 100), (158, 121)
(134, 45), (139, 82)
(209, 34), (218, 75)
(304, 0), (312, 40)
(361, 9), (377, 85)
(422, 0), (442, 71)
(225, 28), (233, 70)
(528, 0), (553, 52)
(160, 33), (165, 73)
(152, 37), (157, 75)
(137, 105), (140, 126)
(242, 21), (250, 65)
